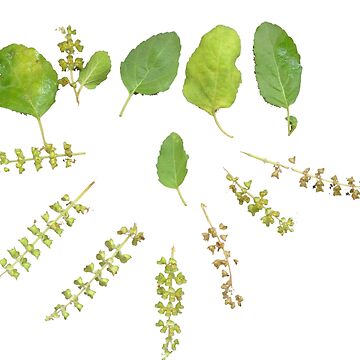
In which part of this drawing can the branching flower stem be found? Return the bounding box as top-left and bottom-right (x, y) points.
(241, 151), (360, 190)
(224, 167), (288, 229)
(0, 181), (94, 279)
(201, 203), (233, 284)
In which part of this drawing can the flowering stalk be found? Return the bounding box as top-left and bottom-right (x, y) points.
(241, 151), (360, 199)
(201, 203), (243, 309)
(0, 181), (94, 280)
(46, 224), (145, 320)
(225, 168), (294, 235)
(0, 142), (85, 174)
(155, 247), (186, 360)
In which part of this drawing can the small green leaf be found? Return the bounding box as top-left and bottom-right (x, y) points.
(119, 32), (181, 116)
(156, 133), (189, 206)
(287, 115), (298, 135)
(78, 51), (111, 89)
(183, 25), (241, 138)
(253, 22), (302, 135)
(0, 44), (58, 119)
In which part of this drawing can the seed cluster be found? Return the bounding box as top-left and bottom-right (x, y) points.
(241, 151), (360, 200)
(155, 248), (186, 359)
(0, 142), (84, 174)
(225, 170), (294, 236)
(0, 183), (93, 280)
(46, 224), (144, 321)
(201, 204), (243, 309)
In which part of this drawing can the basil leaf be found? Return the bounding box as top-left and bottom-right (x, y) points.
(78, 51), (111, 89)
(183, 25), (241, 138)
(119, 32), (181, 116)
(253, 22), (302, 135)
(156, 132), (189, 206)
(0, 44), (58, 119)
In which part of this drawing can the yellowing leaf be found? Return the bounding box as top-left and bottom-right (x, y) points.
(183, 25), (241, 138)
(0, 44), (58, 119)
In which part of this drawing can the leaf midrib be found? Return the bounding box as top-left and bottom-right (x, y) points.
(265, 27), (289, 109)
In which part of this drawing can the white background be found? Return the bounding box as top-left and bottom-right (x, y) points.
(0, 0), (359, 358)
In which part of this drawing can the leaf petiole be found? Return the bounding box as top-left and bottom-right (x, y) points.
(119, 92), (134, 117)
(213, 113), (233, 138)
(36, 117), (48, 146)
(176, 187), (187, 206)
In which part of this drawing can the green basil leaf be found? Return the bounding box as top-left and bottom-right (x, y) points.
(156, 132), (189, 206)
(78, 51), (111, 89)
(253, 22), (302, 135)
(0, 44), (58, 119)
(183, 25), (241, 138)
(119, 32), (181, 116)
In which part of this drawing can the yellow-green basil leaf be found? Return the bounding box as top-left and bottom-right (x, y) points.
(0, 44), (58, 119)
(119, 32), (181, 116)
(78, 51), (111, 89)
(253, 22), (302, 135)
(183, 25), (241, 138)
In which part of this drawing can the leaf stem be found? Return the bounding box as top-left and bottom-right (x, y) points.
(286, 107), (291, 136)
(0, 181), (95, 279)
(176, 187), (187, 206)
(48, 232), (132, 319)
(240, 151), (360, 190)
(119, 93), (133, 117)
(36, 118), (48, 146)
(213, 113), (233, 138)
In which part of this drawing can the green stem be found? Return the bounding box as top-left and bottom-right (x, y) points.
(36, 118), (48, 146)
(75, 85), (83, 105)
(0, 181), (95, 279)
(69, 69), (80, 105)
(176, 187), (187, 206)
(49, 232), (132, 318)
(240, 151), (360, 190)
(213, 113), (233, 138)
(119, 93), (133, 117)
(286, 107), (291, 136)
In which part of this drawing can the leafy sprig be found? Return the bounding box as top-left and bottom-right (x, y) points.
(46, 224), (145, 320)
(57, 25), (111, 104)
(155, 247), (186, 360)
(0, 182), (94, 280)
(241, 151), (360, 200)
(201, 204), (243, 309)
(225, 168), (294, 235)
(0, 142), (85, 174)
